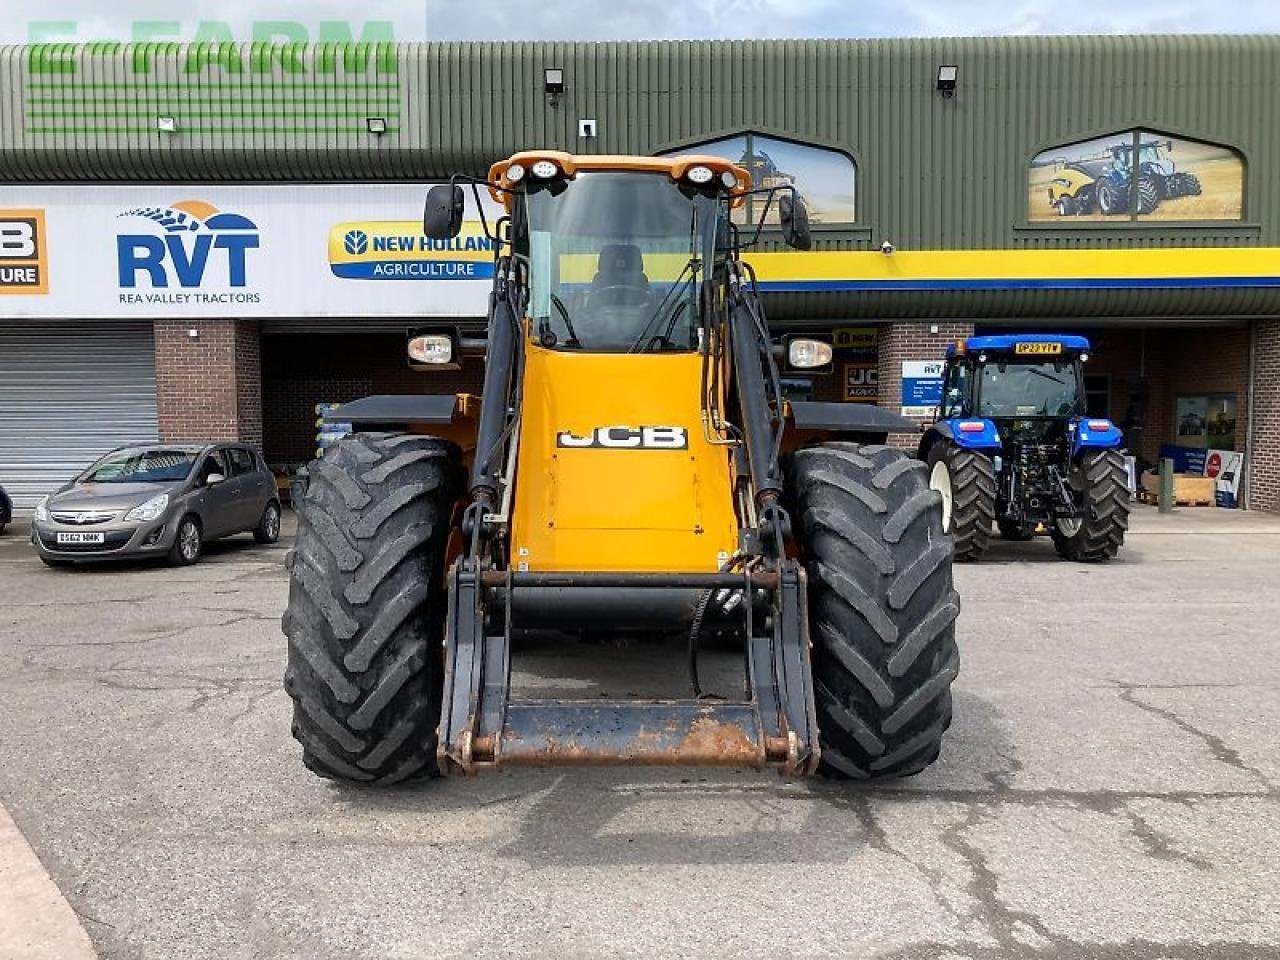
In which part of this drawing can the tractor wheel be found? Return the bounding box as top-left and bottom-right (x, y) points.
(926, 441), (995, 562)
(283, 432), (461, 785)
(1051, 449), (1130, 562)
(1054, 196), (1077, 217)
(997, 520), (1035, 541)
(1098, 180), (1129, 216)
(1136, 175), (1161, 215)
(787, 443), (960, 780)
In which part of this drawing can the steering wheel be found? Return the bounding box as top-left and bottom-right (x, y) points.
(588, 284), (650, 309)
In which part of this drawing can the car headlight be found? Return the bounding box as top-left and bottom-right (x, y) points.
(126, 493), (169, 523)
(34, 496), (49, 522)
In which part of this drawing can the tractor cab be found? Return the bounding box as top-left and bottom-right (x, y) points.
(941, 334), (1089, 433)
(920, 334), (1129, 562)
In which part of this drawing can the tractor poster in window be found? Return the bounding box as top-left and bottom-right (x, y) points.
(1028, 130), (1243, 222)
(658, 133), (855, 226)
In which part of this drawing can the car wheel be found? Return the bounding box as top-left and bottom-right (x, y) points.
(168, 515), (202, 566)
(254, 501), (282, 545)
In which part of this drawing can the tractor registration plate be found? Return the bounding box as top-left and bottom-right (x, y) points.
(56, 531), (104, 545)
(1015, 342), (1062, 355)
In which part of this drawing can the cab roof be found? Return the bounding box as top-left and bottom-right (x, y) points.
(487, 151), (752, 206)
(948, 333), (1091, 356)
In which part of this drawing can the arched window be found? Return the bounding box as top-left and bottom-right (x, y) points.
(659, 132), (856, 225)
(1029, 130), (1243, 222)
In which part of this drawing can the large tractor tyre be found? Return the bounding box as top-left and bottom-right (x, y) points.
(926, 442), (995, 562)
(1051, 449), (1130, 563)
(1136, 175), (1161, 215)
(997, 519), (1035, 542)
(787, 443), (960, 780)
(283, 432), (462, 785)
(1097, 179), (1129, 216)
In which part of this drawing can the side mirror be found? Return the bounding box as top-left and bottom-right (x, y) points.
(423, 184), (465, 240)
(779, 192), (812, 251)
(205, 472), (225, 486)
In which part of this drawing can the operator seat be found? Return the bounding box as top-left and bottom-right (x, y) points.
(588, 244), (650, 307)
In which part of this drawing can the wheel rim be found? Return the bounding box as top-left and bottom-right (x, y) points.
(929, 460), (954, 532)
(1057, 461), (1086, 538)
(180, 521), (199, 560)
(265, 505), (280, 540)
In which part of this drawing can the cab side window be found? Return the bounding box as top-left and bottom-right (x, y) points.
(226, 448), (256, 477)
(943, 363), (970, 418)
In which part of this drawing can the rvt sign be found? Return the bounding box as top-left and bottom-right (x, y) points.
(116, 201), (260, 289)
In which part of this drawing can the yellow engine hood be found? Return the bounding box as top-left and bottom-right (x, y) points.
(511, 344), (738, 573)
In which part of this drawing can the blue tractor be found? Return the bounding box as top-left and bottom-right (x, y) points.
(918, 334), (1130, 562)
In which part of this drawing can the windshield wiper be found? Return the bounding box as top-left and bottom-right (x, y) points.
(1026, 367), (1067, 385)
(627, 261), (698, 353)
(550, 294), (581, 348)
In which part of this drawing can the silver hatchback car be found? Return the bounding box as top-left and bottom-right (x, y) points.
(31, 443), (282, 567)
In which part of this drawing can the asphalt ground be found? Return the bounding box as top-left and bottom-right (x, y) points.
(1, 505), (1278, 960)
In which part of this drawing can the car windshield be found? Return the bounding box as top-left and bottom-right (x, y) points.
(977, 361), (1081, 418)
(518, 171), (722, 353)
(81, 449), (199, 483)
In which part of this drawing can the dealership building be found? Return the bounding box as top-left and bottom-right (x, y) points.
(1, 35), (1278, 511)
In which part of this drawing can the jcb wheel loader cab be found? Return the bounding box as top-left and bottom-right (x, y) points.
(284, 152), (960, 784)
(919, 334), (1129, 564)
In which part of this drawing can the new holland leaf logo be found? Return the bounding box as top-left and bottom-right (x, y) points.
(344, 230), (369, 255)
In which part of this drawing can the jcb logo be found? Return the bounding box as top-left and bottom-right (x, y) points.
(0, 220), (36, 258)
(557, 426), (689, 450)
(0, 211), (48, 295)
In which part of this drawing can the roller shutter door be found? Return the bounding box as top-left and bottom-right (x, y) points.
(0, 321), (159, 511)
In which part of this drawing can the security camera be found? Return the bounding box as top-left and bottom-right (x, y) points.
(880, 240), (895, 255)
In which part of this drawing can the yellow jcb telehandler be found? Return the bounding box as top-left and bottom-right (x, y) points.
(283, 152), (959, 784)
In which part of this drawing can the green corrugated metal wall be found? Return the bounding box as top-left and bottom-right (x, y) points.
(2, 36), (1279, 319)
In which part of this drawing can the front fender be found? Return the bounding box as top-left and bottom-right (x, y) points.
(925, 418), (1002, 454)
(1071, 417), (1124, 457)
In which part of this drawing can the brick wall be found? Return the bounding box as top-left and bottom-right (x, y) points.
(877, 321), (975, 447)
(154, 318), (263, 445)
(1251, 319), (1280, 512)
(261, 332), (485, 465)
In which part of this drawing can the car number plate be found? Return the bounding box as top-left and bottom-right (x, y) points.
(1015, 342), (1062, 355)
(56, 531), (105, 545)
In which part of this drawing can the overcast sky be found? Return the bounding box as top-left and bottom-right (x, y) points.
(5, 0), (1280, 43)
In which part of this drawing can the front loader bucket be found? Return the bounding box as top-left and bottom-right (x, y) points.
(437, 566), (820, 777)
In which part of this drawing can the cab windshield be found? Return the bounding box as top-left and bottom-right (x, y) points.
(977, 360), (1081, 418)
(81, 449), (199, 483)
(517, 171), (722, 353)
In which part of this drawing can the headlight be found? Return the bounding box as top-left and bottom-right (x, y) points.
(408, 334), (454, 365)
(531, 160), (559, 179)
(126, 493), (169, 523)
(686, 165), (714, 185)
(506, 163), (526, 183)
(787, 338), (833, 369)
(34, 496), (49, 522)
